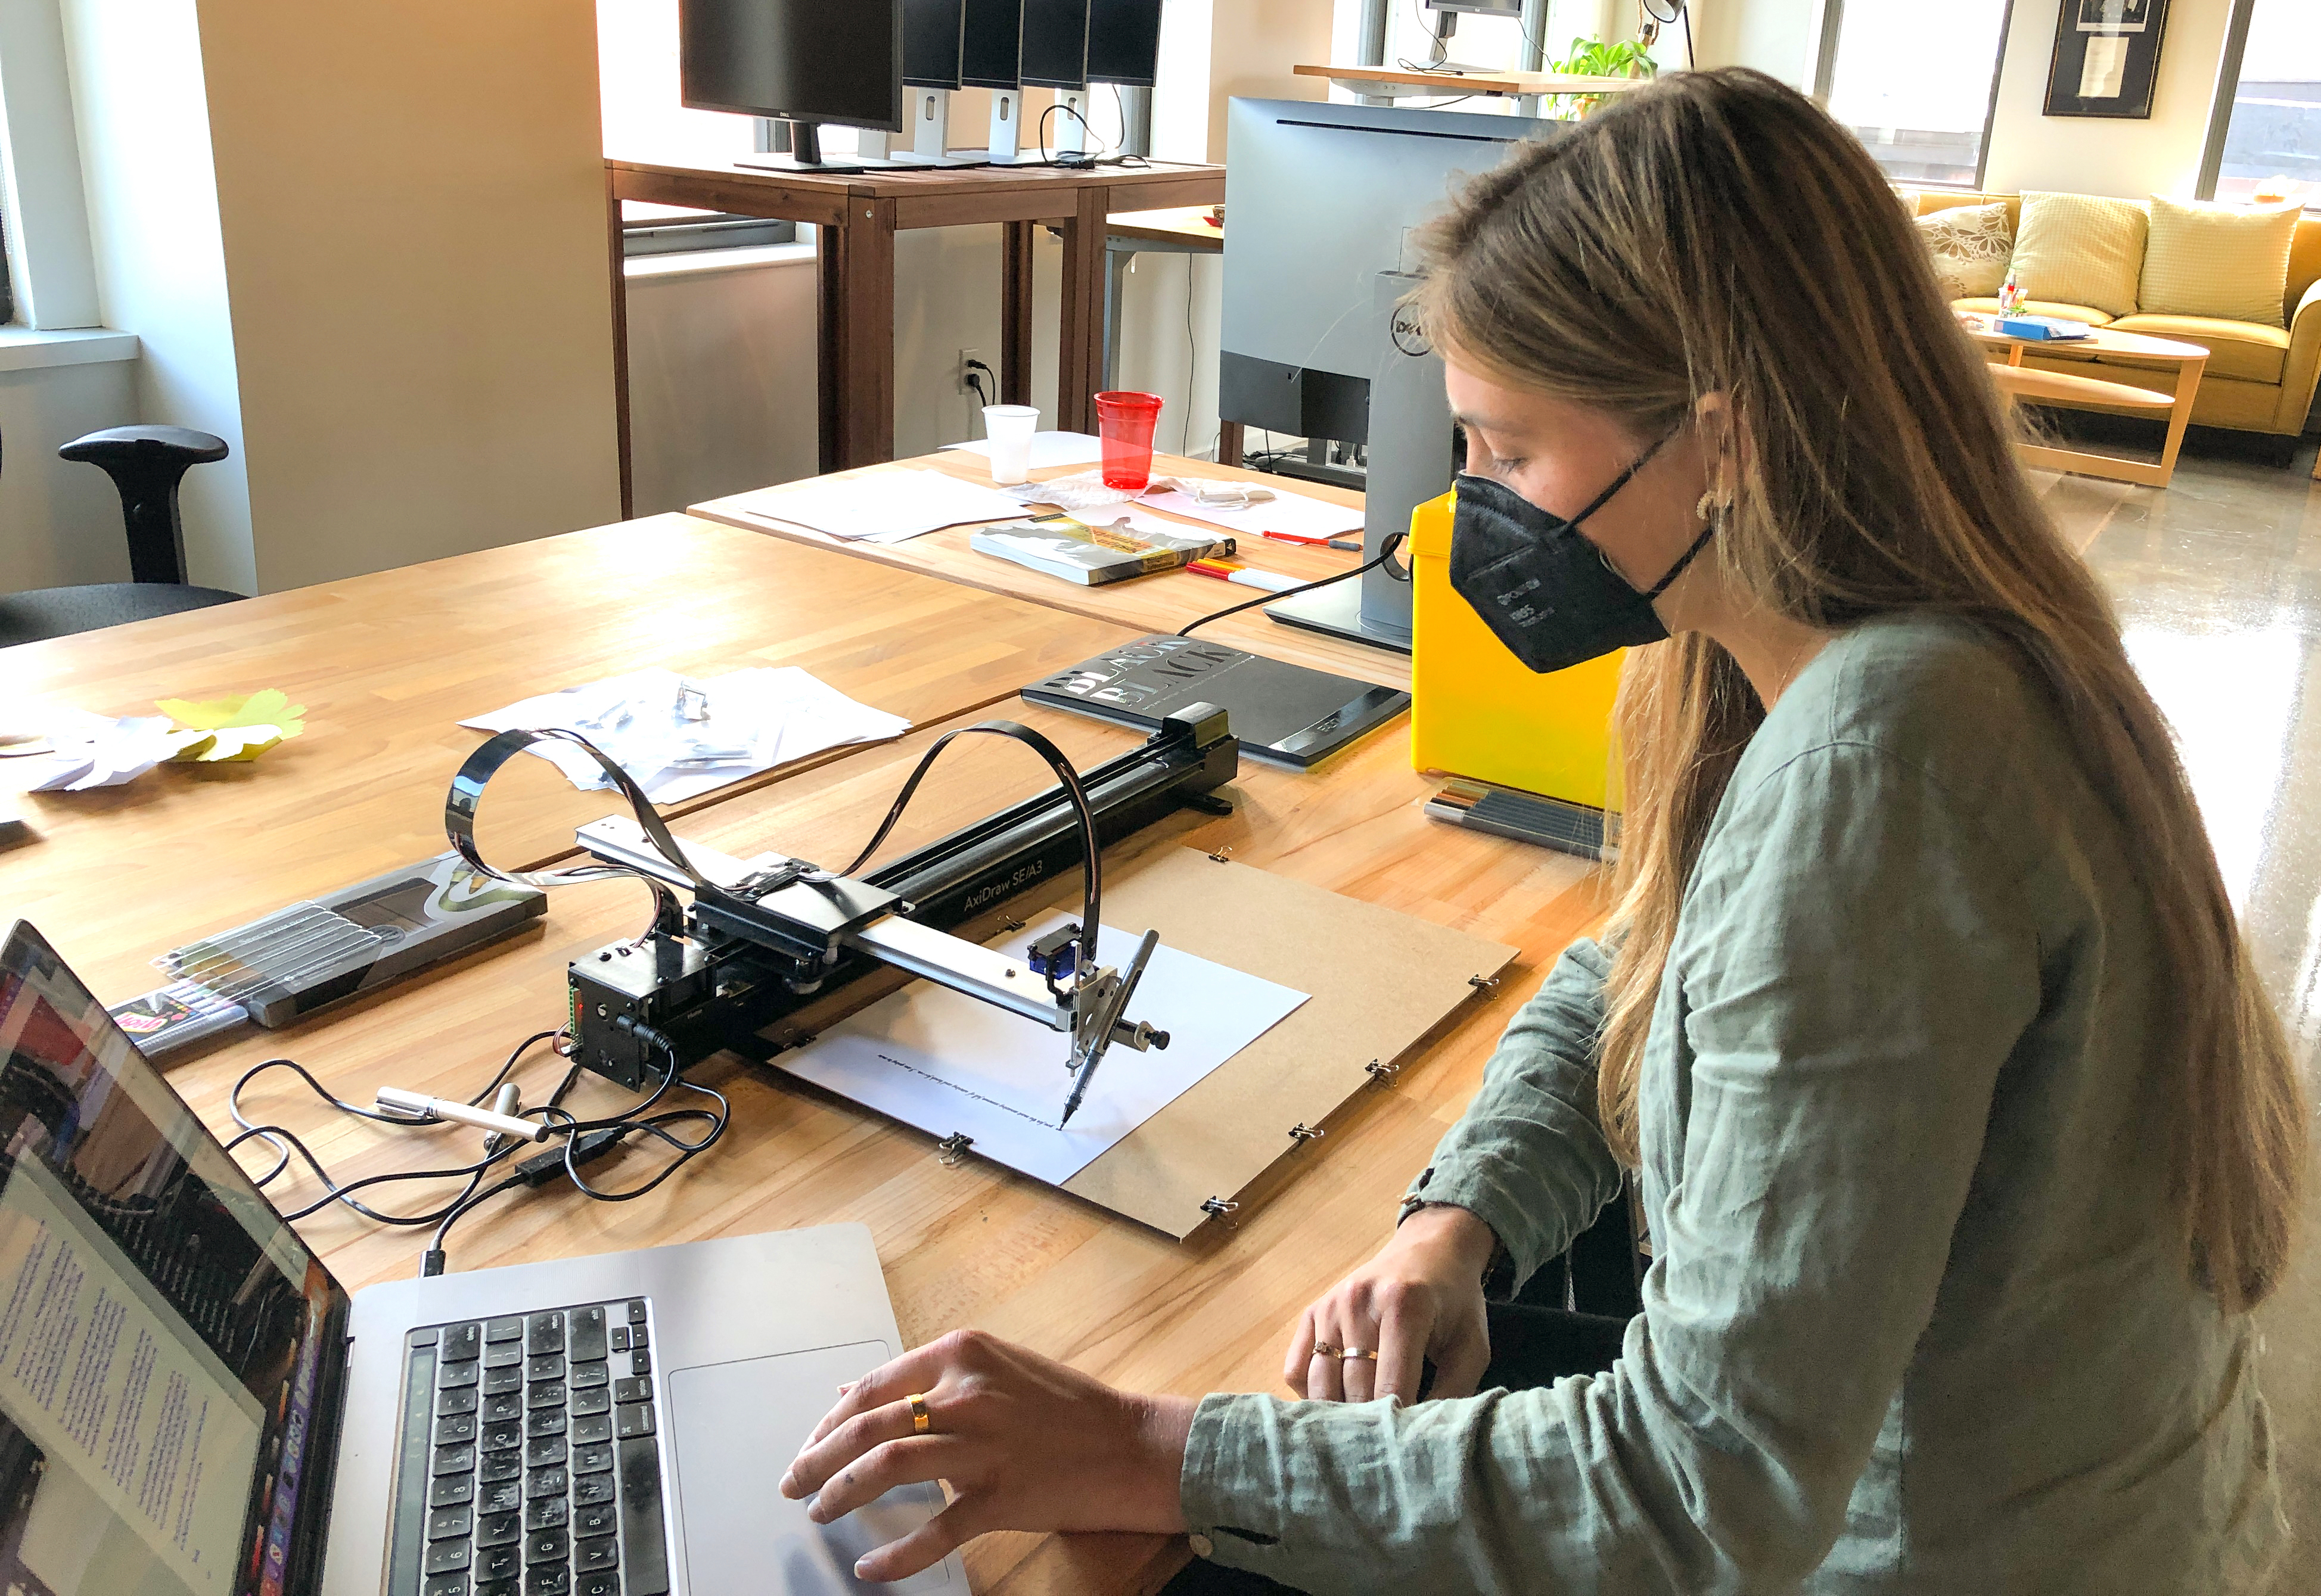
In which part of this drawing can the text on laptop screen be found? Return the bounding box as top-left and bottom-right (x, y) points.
(0, 926), (342, 1596)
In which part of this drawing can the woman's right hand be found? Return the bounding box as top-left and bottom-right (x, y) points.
(1284, 1203), (1500, 1406)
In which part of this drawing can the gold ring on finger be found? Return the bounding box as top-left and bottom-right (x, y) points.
(1310, 1342), (1342, 1359)
(906, 1392), (933, 1435)
(1338, 1348), (1378, 1362)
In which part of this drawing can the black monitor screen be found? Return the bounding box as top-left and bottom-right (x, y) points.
(1086, 0), (1163, 87)
(904, 0), (967, 91)
(0, 923), (347, 1596)
(1020, 0), (1091, 90)
(681, 0), (904, 131)
(961, 0), (1024, 90)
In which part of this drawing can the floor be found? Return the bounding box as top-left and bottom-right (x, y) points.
(2038, 426), (2321, 1588)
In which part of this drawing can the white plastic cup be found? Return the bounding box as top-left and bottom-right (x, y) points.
(982, 405), (1040, 486)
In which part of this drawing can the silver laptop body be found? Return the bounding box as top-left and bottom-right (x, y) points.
(0, 921), (962, 1596)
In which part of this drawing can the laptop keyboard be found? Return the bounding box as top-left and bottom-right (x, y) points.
(388, 1301), (668, 1596)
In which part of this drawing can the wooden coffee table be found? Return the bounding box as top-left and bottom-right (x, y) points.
(1962, 316), (2210, 489)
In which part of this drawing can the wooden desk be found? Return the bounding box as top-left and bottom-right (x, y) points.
(1103, 206), (1225, 394)
(1294, 63), (1653, 103)
(1, 513), (1130, 1000)
(1966, 318), (2209, 489)
(605, 157), (1226, 498)
(690, 449), (1415, 692)
(157, 699), (1601, 1594)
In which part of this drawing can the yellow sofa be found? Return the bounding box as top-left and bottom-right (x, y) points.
(1910, 190), (2321, 440)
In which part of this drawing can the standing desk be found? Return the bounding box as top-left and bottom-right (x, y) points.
(0, 513), (1130, 998)
(605, 157), (1226, 506)
(690, 449), (1412, 691)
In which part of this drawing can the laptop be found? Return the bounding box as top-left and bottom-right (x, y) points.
(0, 921), (963, 1596)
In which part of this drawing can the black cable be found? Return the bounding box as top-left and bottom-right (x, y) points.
(838, 719), (1105, 968)
(1176, 531), (1410, 639)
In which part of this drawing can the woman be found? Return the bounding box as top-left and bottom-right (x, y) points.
(781, 69), (2305, 1592)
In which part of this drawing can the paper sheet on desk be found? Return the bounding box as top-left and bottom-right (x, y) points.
(461, 666), (908, 804)
(780, 913), (1308, 1187)
(942, 431), (1108, 469)
(726, 469), (1027, 545)
(1136, 481), (1365, 543)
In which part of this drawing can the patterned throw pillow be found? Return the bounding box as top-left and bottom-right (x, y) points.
(2137, 194), (2301, 328)
(2010, 192), (2148, 319)
(1915, 203), (2014, 298)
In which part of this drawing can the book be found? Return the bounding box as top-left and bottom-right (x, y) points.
(1994, 315), (2093, 341)
(971, 514), (1228, 586)
(1023, 634), (1410, 770)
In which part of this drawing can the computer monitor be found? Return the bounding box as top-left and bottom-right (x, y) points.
(904, 0), (967, 91)
(1086, 0), (1164, 88)
(680, 0), (903, 172)
(962, 0), (1026, 91)
(1020, 0), (1092, 91)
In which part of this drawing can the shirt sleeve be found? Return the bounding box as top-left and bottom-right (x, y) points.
(1403, 936), (1626, 1289)
(1179, 740), (2043, 1594)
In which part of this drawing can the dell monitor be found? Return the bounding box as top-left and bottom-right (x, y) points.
(1020, 0), (1093, 90)
(679, 0), (903, 173)
(1086, 0), (1164, 87)
(905, 0), (967, 89)
(962, 0), (1026, 89)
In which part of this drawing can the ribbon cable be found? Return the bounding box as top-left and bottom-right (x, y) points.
(445, 727), (713, 894)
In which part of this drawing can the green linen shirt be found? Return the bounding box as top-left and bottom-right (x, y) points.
(1178, 612), (2284, 1594)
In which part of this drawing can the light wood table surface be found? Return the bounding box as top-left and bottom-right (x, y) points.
(0, 513), (1130, 1001)
(1292, 63), (1654, 101)
(1965, 317), (2209, 489)
(1107, 206), (1224, 251)
(691, 450), (1413, 692)
(154, 695), (1601, 1594)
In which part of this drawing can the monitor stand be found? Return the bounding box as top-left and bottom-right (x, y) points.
(1265, 582), (1413, 656)
(948, 89), (1052, 166)
(735, 121), (902, 176)
(886, 90), (990, 167)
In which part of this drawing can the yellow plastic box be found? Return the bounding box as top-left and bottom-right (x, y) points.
(1407, 487), (1624, 810)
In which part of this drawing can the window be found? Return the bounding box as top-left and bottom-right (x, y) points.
(1815, 0), (2016, 189)
(2203, 0), (2321, 209)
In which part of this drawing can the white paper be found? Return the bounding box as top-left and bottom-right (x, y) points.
(1134, 481), (1365, 542)
(942, 431), (1110, 469)
(727, 469), (1028, 545)
(461, 665), (909, 803)
(19, 712), (211, 792)
(2079, 35), (2127, 97)
(781, 914), (1309, 1187)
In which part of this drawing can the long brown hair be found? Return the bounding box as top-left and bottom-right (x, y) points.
(1416, 69), (2306, 1312)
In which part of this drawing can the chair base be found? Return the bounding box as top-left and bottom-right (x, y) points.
(0, 583), (243, 649)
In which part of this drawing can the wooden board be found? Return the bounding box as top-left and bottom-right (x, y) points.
(1, 513), (1131, 1003)
(689, 450), (1415, 691)
(1293, 63), (1655, 96)
(1055, 847), (1515, 1236)
(1108, 206), (1224, 251)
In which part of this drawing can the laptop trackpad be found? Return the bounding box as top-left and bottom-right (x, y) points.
(668, 1342), (957, 1594)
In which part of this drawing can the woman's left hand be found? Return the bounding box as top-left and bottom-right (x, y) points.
(779, 1329), (1198, 1583)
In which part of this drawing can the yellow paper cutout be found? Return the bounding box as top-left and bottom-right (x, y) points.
(154, 689), (305, 763)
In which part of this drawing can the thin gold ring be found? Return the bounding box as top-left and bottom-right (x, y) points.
(1338, 1348), (1379, 1362)
(906, 1393), (932, 1435)
(1309, 1342), (1343, 1359)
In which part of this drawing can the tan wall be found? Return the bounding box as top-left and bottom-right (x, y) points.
(1206, 0), (1332, 163)
(195, 0), (623, 592)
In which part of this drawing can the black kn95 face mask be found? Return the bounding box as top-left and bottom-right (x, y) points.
(1447, 427), (1718, 675)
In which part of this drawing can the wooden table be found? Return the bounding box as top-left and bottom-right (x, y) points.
(1293, 63), (1653, 107)
(1104, 206), (1225, 396)
(605, 156), (1226, 503)
(689, 449), (1412, 690)
(0, 513), (1131, 1000)
(1966, 318), (2209, 489)
(154, 696), (1599, 1594)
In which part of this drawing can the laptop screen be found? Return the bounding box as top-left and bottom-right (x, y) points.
(0, 923), (348, 1596)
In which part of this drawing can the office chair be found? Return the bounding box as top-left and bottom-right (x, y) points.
(0, 424), (246, 648)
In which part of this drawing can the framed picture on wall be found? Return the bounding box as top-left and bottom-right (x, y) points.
(2045, 0), (2170, 118)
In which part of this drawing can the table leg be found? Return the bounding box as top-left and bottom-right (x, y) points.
(1104, 244), (1133, 396)
(818, 196), (898, 471)
(1002, 220), (1035, 408)
(1057, 186), (1110, 435)
(1219, 421), (1244, 469)
(2155, 357), (2205, 489)
(607, 171), (634, 520)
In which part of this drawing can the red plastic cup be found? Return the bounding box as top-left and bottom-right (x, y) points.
(1095, 391), (1165, 491)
